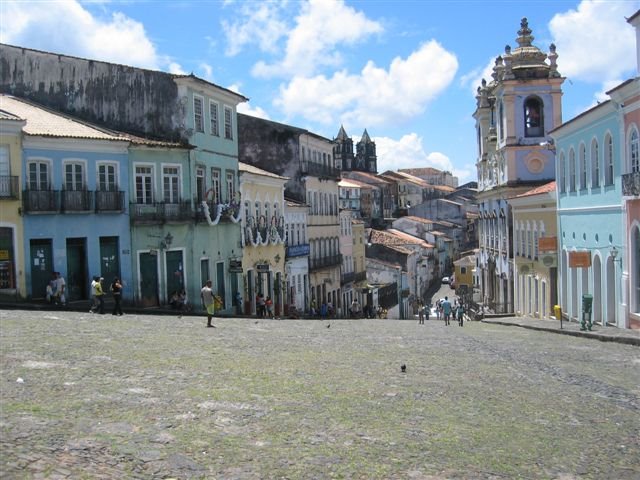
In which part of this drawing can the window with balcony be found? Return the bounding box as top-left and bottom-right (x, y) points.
(25, 160), (56, 212)
(194, 96), (204, 133)
(226, 170), (235, 202)
(591, 139), (600, 188)
(96, 163), (122, 212)
(196, 167), (205, 203)
(210, 168), (221, 204)
(604, 133), (614, 186)
(209, 100), (219, 136)
(163, 166), (180, 203)
(0, 145), (17, 198)
(135, 165), (153, 204)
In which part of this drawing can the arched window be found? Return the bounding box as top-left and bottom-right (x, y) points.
(524, 97), (544, 137)
(630, 127), (639, 173)
(569, 149), (576, 192)
(604, 133), (614, 185)
(559, 153), (566, 193)
(579, 144), (586, 190)
(591, 139), (600, 188)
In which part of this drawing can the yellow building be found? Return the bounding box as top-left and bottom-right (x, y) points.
(239, 162), (288, 316)
(0, 111), (26, 298)
(509, 182), (558, 319)
(453, 253), (475, 297)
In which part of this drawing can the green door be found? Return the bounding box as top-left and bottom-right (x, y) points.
(100, 237), (120, 285)
(29, 239), (53, 299)
(165, 250), (184, 301)
(66, 238), (87, 301)
(139, 252), (159, 307)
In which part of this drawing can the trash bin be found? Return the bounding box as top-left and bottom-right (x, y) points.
(553, 304), (562, 320)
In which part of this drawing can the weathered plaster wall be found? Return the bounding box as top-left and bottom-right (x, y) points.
(0, 44), (184, 141)
(237, 113), (305, 202)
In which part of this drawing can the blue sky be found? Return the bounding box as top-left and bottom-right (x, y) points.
(1, 0), (638, 183)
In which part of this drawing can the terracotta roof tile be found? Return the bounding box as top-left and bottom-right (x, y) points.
(517, 181), (556, 198)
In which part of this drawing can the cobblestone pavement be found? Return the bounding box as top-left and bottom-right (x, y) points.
(1, 309), (639, 480)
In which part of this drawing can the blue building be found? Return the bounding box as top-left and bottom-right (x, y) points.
(551, 95), (626, 327)
(2, 95), (134, 302)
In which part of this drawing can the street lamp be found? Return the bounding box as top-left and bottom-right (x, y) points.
(610, 246), (622, 265)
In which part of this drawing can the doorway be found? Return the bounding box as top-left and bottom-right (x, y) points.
(139, 252), (159, 307)
(29, 239), (53, 299)
(66, 238), (88, 301)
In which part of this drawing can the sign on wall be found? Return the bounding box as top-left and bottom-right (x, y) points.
(569, 251), (591, 268)
(538, 236), (557, 252)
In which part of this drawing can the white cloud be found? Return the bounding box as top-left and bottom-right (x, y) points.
(275, 40), (458, 128)
(375, 134), (474, 183)
(251, 0), (383, 79)
(199, 63), (214, 81)
(549, 0), (636, 83)
(222, 1), (289, 56)
(237, 102), (271, 120)
(0, 0), (182, 72)
(461, 58), (496, 97)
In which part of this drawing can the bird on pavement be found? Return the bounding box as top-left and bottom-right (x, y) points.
(401, 364), (406, 373)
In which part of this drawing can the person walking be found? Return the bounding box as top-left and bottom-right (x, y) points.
(89, 276), (98, 312)
(94, 277), (105, 314)
(457, 302), (465, 326)
(418, 302), (424, 324)
(442, 296), (452, 326)
(201, 280), (216, 328)
(265, 296), (274, 319)
(111, 277), (123, 315)
(53, 272), (66, 306)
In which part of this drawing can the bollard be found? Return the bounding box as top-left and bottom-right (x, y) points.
(554, 304), (562, 329)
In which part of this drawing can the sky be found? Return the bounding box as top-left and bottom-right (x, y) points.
(1, 0), (638, 184)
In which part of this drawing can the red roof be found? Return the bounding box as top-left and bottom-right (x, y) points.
(516, 181), (556, 198)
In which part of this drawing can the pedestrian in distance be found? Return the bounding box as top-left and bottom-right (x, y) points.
(425, 303), (430, 321)
(457, 302), (465, 327)
(95, 277), (105, 314)
(418, 302), (424, 324)
(46, 272), (56, 304)
(257, 293), (266, 318)
(265, 296), (274, 319)
(89, 276), (98, 312)
(442, 296), (452, 326)
(111, 277), (123, 316)
(201, 280), (216, 328)
(53, 272), (66, 306)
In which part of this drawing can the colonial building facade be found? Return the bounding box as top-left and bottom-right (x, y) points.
(474, 18), (563, 313)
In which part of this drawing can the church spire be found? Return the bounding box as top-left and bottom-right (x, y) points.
(336, 125), (349, 140)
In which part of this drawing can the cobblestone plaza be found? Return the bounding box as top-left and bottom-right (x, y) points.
(1, 309), (639, 479)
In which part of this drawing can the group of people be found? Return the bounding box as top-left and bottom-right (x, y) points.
(256, 293), (275, 319)
(432, 296), (465, 326)
(89, 276), (123, 315)
(310, 298), (335, 318)
(45, 272), (66, 306)
(169, 290), (191, 312)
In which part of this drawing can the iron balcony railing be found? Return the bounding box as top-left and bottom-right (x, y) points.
(310, 254), (342, 271)
(354, 271), (367, 283)
(301, 160), (341, 179)
(622, 172), (640, 197)
(130, 200), (194, 223)
(341, 271), (355, 285)
(61, 189), (93, 212)
(23, 189), (59, 213)
(96, 190), (125, 212)
(0, 176), (19, 199)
